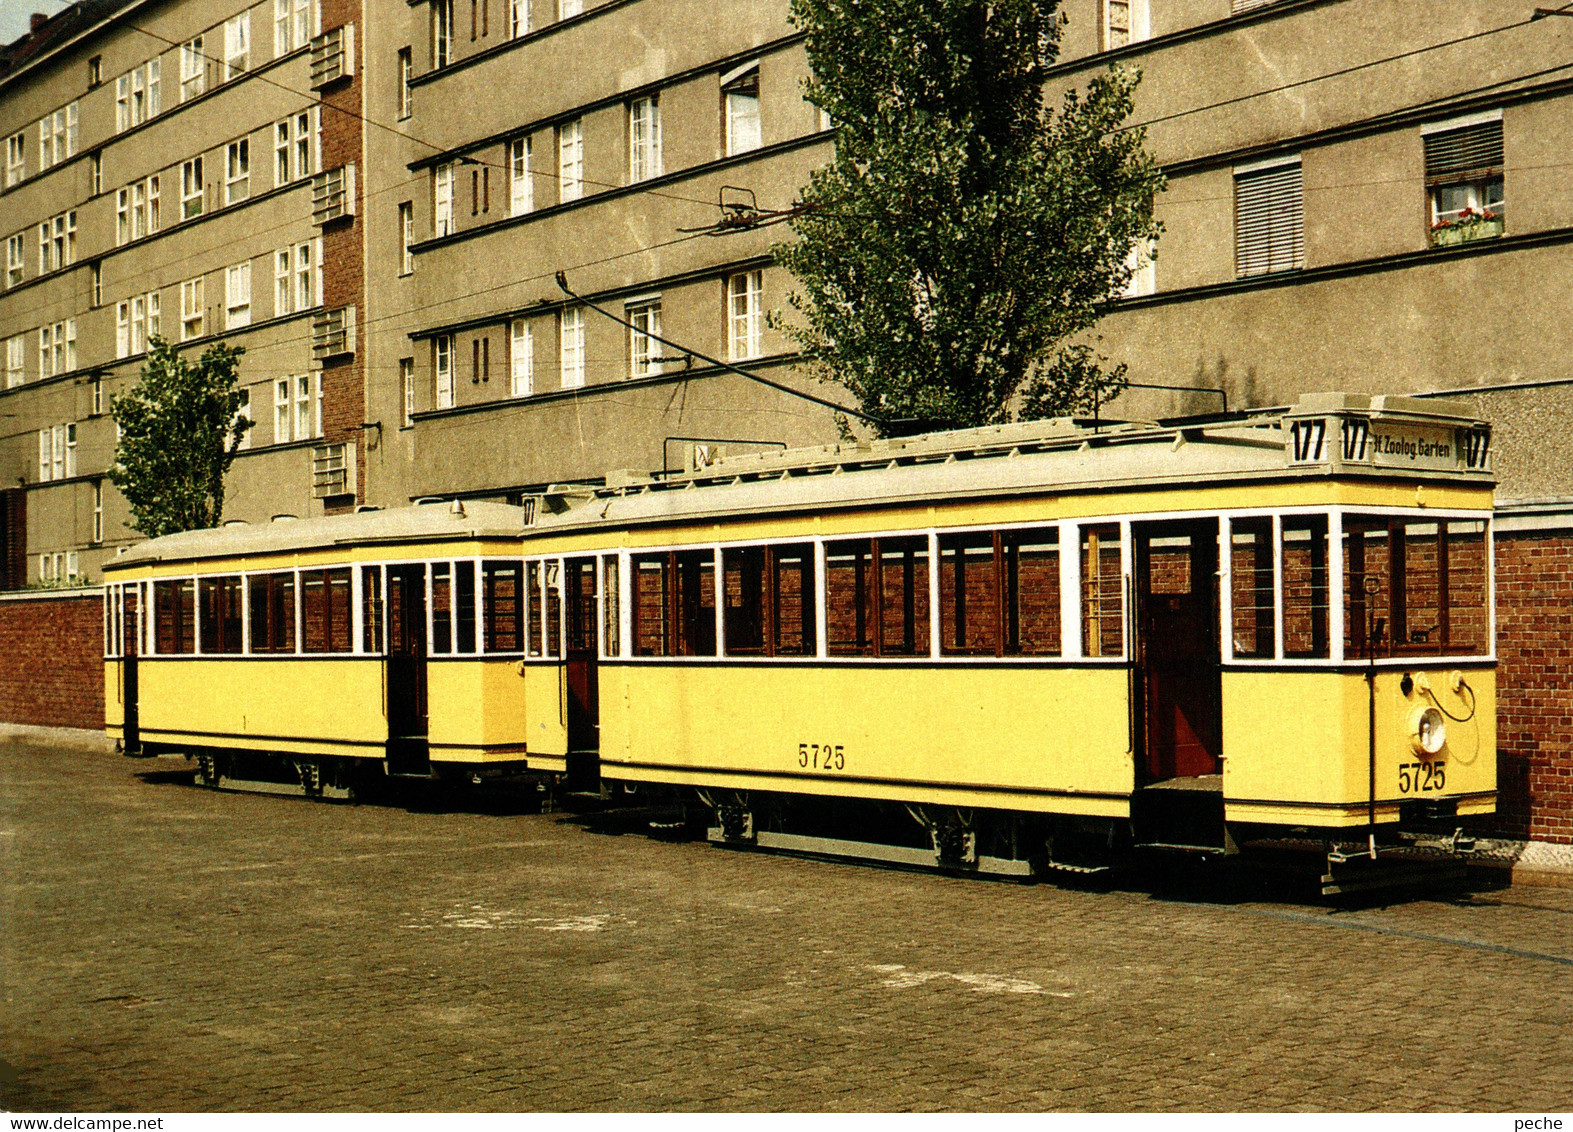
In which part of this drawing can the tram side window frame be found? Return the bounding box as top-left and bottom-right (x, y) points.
(1080, 523), (1125, 660)
(482, 560), (525, 654)
(248, 571), (297, 653)
(1343, 514), (1490, 659)
(153, 577), (195, 655)
(938, 526), (1062, 658)
(301, 567), (353, 654)
(631, 549), (715, 657)
(824, 536), (929, 658)
(198, 574), (244, 654)
(722, 542), (816, 658)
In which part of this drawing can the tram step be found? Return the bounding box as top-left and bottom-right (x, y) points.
(1042, 859), (1112, 875)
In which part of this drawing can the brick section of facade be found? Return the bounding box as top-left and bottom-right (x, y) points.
(1491, 529), (1573, 844)
(319, 0), (367, 509)
(0, 591), (103, 731)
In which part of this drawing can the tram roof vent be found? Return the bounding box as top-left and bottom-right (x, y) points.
(450, 499), (466, 518)
(223, 519), (249, 526)
(270, 514), (299, 523)
(354, 504), (382, 513)
(413, 496), (446, 506)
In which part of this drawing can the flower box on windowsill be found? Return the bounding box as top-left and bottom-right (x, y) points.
(1431, 217), (1504, 248)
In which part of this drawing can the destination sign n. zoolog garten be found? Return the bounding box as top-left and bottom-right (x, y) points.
(1286, 415), (1491, 472)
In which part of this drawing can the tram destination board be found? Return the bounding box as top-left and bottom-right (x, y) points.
(1287, 414), (1491, 474)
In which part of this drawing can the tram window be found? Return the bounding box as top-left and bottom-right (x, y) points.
(879, 537), (928, 656)
(566, 559), (596, 652)
(361, 566), (384, 654)
(431, 563), (452, 654)
(248, 572), (296, 653)
(723, 543), (816, 657)
(544, 559), (563, 658)
(1345, 516), (1489, 657)
(1281, 516), (1329, 659)
(825, 540), (875, 656)
(940, 533), (996, 655)
(483, 561), (524, 652)
(301, 568), (352, 653)
(826, 537), (928, 657)
(198, 575), (244, 654)
(455, 561), (477, 653)
(633, 554), (668, 656)
(1080, 524), (1123, 658)
(1003, 528), (1060, 656)
(526, 561), (543, 657)
(602, 557), (620, 657)
(674, 551), (714, 656)
(153, 579), (195, 654)
(1230, 518), (1274, 659)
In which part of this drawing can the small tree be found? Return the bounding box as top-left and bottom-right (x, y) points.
(776, 0), (1165, 434)
(109, 335), (251, 538)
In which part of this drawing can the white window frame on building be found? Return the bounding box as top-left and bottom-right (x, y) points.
(181, 156), (205, 218)
(560, 307), (586, 388)
(39, 318), (77, 377)
(181, 276), (205, 340)
(510, 319), (533, 396)
(434, 163), (455, 236)
(510, 0), (530, 36)
(399, 202), (415, 274)
(115, 60), (161, 132)
(38, 102), (78, 170)
(5, 233), (22, 288)
(435, 334), (454, 408)
(1101, 0), (1149, 50)
(38, 210), (77, 274)
(6, 131), (26, 186)
(116, 174), (161, 245)
(1423, 110), (1505, 248)
(629, 96), (662, 183)
(398, 48), (413, 119)
(225, 13), (252, 79)
(509, 137), (533, 215)
(400, 357), (415, 425)
(626, 297), (662, 378)
(722, 64), (761, 157)
(1233, 154), (1303, 278)
(275, 0), (313, 55)
(225, 138), (251, 204)
(38, 422), (75, 482)
(92, 480), (105, 543)
(727, 270), (763, 361)
(234, 388), (253, 451)
(275, 111), (314, 186)
(559, 0), (583, 19)
(5, 334), (23, 387)
(180, 36), (205, 101)
(558, 118), (584, 203)
(273, 374), (322, 443)
(225, 262), (252, 329)
(433, 0), (454, 68)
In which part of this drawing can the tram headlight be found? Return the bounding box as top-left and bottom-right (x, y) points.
(1409, 705), (1447, 755)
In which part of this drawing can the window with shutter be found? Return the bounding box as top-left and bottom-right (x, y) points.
(1234, 159), (1302, 278)
(1423, 115), (1504, 247)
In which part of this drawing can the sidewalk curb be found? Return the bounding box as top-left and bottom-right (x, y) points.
(0, 723), (117, 754)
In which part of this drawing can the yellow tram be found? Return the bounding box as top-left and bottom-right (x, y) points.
(105, 392), (1497, 878)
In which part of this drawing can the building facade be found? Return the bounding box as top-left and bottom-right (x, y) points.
(3, 0), (1572, 848)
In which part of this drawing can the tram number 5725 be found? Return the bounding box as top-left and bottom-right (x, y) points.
(1398, 761), (1445, 793)
(798, 743), (846, 772)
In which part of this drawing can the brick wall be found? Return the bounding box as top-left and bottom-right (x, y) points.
(1491, 528), (1573, 844)
(0, 590), (103, 731)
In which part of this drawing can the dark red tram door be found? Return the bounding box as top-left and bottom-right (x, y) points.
(564, 557), (600, 790)
(1134, 519), (1223, 783)
(385, 564), (430, 775)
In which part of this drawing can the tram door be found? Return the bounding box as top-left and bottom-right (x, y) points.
(123, 587), (141, 754)
(1134, 519), (1223, 782)
(386, 564), (430, 774)
(564, 557), (600, 788)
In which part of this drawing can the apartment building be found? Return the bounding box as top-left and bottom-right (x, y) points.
(0, 0), (365, 588)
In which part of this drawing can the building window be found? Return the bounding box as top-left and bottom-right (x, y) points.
(509, 137), (533, 215)
(5, 132), (24, 186)
(38, 211), (76, 274)
(727, 270), (763, 360)
(510, 319), (533, 396)
(274, 378), (290, 440)
(275, 111), (312, 186)
(723, 66), (761, 157)
(399, 202), (414, 274)
(115, 62), (161, 132)
(398, 48), (413, 119)
(510, 0), (529, 36)
(1234, 157), (1302, 278)
(433, 0), (454, 68)
(39, 321), (76, 378)
(92, 480), (104, 543)
(181, 157), (205, 218)
(225, 262), (252, 329)
(1424, 113), (1504, 248)
(273, 242), (315, 317)
(627, 298), (661, 378)
(226, 139), (251, 204)
(5, 334), (23, 387)
(225, 13), (252, 79)
(559, 0), (582, 17)
(560, 307), (585, 388)
(434, 163), (454, 236)
(90, 151), (102, 196)
(400, 358), (415, 425)
(116, 175), (161, 245)
(1103, 0), (1148, 49)
(295, 374), (320, 440)
(435, 335), (454, 408)
(629, 96), (661, 182)
(180, 36), (205, 101)
(5, 234), (21, 288)
(39, 103), (78, 169)
(275, 0), (311, 55)
(558, 118), (584, 203)
(234, 388), (253, 451)
(181, 277), (204, 340)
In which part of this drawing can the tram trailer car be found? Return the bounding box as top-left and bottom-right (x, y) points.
(105, 393), (1498, 883)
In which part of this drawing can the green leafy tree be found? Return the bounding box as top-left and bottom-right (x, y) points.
(775, 0), (1165, 434)
(109, 336), (251, 538)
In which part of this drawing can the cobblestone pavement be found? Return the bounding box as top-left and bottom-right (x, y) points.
(3, 741), (1573, 1112)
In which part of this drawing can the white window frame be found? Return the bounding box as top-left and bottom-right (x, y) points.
(399, 202), (415, 274)
(116, 301), (131, 358)
(275, 249), (292, 315)
(225, 13), (252, 79)
(560, 307), (585, 388)
(433, 0), (454, 68)
(629, 95), (661, 183)
(180, 36), (205, 101)
(225, 138), (250, 204)
(510, 319), (533, 396)
(275, 0), (312, 54)
(274, 378), (291, 441)
(434, 164), (454, 236)
(509, 137), (533, 216)
(559, 0), (582, 18)
(728, 270), (763, 361)
(5, 233), (22, 288)
(435, 335), (454, 408)
(181, 277), (205, 341)
(294, 241), (314, 310)
(181, 156), (204, 218)
(4, 334), (23, 387)
(225, 261), (252, 329)
(5, 132), (24, 186)
(93, 480), (104, 543)
(398, 48), (413, 119)
(400, 358), (415, 425)
(723, 67), (761, 157)
(510, 0), (530, 37)
(627, 298), (662, 378)
(558, 118), (583, 203)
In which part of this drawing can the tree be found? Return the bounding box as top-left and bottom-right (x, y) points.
(775, 0), (1165, 435)
(109, 336), (251, 538)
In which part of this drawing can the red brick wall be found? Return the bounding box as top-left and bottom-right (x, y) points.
(0, 592), (103, 731)
(1492, 529), (1573, 844)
